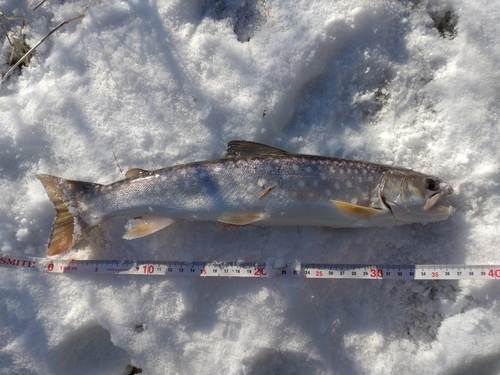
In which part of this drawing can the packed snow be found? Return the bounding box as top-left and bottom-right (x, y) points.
(1, 0), (500, 374)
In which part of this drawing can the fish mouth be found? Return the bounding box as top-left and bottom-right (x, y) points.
(423, 193), (445, 211)
(423, 184), (455, 216)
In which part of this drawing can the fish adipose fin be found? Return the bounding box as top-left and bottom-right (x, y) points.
(125, 168), (149, 178)
(123, 216), (176, 240)
(218, 212), (267, 225)
(37, 174), (100, 256)
(332, 200), (384, 219)
(226, 141), (290, 158)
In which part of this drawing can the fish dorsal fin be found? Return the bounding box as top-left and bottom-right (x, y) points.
(125, 168), (149, 178)
(226, 141), (291, 158)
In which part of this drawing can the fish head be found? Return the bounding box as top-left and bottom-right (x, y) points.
(381, 169), (455, 224)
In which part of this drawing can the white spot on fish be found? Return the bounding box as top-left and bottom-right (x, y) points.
(346, 180), (352, 188)
(340, 169), (344, 175)
(347, 168), (351, 174)
(329, 166), (335, 173)
(293, 165), (299, 172)
(368, 176), (374, 182)
(258, 178), (266, 187)
(265, 165), (273, 173)
(358, 177), (363, 183)
(298, 180), (305, 188)
(334, 182), (340, 190)
(354, 169), (358, 174)
(351, 198), (358, 204)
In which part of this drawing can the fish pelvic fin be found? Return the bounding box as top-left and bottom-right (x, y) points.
(37, 174), (100, 256)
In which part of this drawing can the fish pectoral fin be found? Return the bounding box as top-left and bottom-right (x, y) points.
(123, 216), (176, 240)
(125, 168), (149, 178)
(331, 200), (385, 219)
(217, 212), (267, 226)
(226, 141), (290, 158)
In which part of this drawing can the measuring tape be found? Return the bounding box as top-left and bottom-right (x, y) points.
(2, 253), (500, 280)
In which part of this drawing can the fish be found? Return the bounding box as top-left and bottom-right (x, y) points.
(37, 140), (455, 255)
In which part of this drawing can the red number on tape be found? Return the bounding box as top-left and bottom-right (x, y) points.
(370, 269), (383, 278)
(254, 267), (267, 276)
(143, 265), (155, 274)
(488, 269), (500, 278)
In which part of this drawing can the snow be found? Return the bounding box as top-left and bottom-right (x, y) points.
(1, 0), (500, 373)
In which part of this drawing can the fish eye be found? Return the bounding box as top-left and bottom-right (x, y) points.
(425, 178), (437, 191)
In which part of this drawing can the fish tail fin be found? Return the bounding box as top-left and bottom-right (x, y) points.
(37, 174), (101, 256)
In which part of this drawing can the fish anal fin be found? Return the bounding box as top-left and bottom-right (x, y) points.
(332, 200), (384, 219)
(123, 216), (176, 240)
(226, 141), (290, 158)
(218, 212), (267, 225)
(125, 168), (149, 179)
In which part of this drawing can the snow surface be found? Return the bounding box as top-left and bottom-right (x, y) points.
(1, 0), (500, 374)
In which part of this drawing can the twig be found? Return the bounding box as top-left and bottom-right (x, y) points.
(2, 14), (84, 82)
(33, 0), (49, 11)
(9, 35), (32, 65)
(0, 21), (13, 46)
(0, 12), (25, 46)
(113, 151), (123, 173)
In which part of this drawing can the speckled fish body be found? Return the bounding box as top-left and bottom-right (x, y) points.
(37, 141), (454, 255)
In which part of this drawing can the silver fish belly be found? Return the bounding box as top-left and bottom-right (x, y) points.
(37, 141), (454, 255)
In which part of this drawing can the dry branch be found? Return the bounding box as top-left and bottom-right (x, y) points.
(2, 14), (84, 82)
